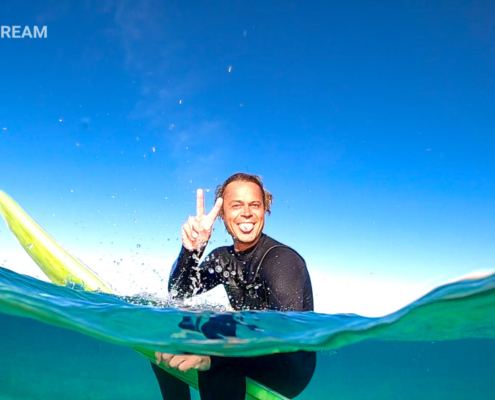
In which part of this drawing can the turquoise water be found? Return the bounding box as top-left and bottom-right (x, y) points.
(1, 266), (495, 399)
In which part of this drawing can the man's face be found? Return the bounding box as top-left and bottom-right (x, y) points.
(222, 181), (265, 251)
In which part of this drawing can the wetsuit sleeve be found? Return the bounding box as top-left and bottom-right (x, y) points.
(168, 246), (222, 299)
(259, 248), (313, 312)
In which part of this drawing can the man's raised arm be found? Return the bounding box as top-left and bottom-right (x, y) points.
(168, 189), (223, 298)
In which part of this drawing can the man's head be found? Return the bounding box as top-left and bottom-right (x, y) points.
(214, 173), (273, 251)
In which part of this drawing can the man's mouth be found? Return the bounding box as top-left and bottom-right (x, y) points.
(238, 223), (255, 234)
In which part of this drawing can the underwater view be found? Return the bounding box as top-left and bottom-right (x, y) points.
(1, 1), (495, 399)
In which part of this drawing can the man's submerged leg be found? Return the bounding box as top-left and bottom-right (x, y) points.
(151, 363), (191, 400)
(244, 351), (317, 399)
(198, 357), (246, 400)
(197, 351), (315, 400)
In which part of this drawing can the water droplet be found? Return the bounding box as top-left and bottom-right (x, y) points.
(171, 289), (178, 297)
(215, 265), (222, 273)
(26, 244), (33, 250)
(152, 147), (156, 152)
(134, 219), (137, 223)
(223, 271), (230, 278)
(208, 268), (214, 274)
(228, 65), (232, 73)
(136, 244), (141, 248)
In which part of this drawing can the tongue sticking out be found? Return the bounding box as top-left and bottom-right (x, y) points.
(239, 223), (254, 233)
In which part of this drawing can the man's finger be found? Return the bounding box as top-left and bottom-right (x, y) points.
(196, 189), (205, 217)
(159, 353), (175, 368)
(177, 358), (196, 372)
(169, 355), (187, 370)
(207, 197), (223, 221)
(182, 224), (193, 243)
(182, 222), (193, 241)
(155, 351), (162, 364)
(163, 353), (175, 368)
(188, 216), (199, 238)
(176, 356), (210, 372)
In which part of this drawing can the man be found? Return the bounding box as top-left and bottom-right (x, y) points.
(153, 172), (316, 400)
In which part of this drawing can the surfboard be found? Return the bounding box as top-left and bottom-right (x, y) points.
(0, 190), (288, 400)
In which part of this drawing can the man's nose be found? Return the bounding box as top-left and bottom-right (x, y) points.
(241, 205), (252, 216)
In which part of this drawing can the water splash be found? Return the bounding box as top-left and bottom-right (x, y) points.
(1, 267), (495, 357)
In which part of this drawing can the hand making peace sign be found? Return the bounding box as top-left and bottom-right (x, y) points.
(181, 189), (223, 251)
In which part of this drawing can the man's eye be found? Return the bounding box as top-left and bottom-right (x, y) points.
(251, 204), (260, 208)
(231, 204), (241, 209)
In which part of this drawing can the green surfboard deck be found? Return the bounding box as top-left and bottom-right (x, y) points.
(0, 190), (287, 400)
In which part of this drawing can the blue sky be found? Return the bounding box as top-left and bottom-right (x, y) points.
(1, 0), (495, 315)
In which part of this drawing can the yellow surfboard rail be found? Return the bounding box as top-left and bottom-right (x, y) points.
(0, 190), (288, 400)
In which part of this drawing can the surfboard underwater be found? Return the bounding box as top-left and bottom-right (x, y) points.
(0, 190), (288, 400)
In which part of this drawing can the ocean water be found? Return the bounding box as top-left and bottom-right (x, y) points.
(1, 266), (495, 399)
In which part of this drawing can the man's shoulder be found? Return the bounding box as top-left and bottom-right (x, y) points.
(262, 234), (285, 248)
(262, 235), (305, 264)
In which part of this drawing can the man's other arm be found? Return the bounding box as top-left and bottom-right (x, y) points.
(260, 248), (313, 311)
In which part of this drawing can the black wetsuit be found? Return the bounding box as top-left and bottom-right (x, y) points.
(152, 234), (316, 400)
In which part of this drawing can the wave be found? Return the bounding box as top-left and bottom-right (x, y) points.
(1, 266), (495, 357)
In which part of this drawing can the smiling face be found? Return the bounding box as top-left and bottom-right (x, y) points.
(221, 180), (266, 252)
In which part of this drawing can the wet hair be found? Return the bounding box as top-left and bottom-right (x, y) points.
(214, 172), (273, 215)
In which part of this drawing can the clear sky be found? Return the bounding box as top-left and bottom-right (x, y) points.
(1, 0), (495, 316)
